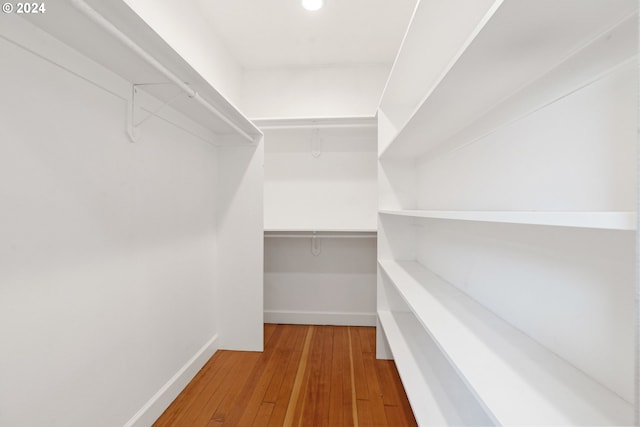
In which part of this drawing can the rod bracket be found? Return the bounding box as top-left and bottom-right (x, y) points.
(311, 231), (321, 256)
(127, 83), (185, 143)
(311, 128), (322, 157)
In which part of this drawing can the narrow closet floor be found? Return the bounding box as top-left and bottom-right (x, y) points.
(153, 324), (417, 427)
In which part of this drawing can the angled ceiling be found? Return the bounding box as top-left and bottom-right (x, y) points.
(195, 0), (418, 69)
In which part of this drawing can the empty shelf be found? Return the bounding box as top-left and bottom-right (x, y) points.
(378, 259), (634, 426)
(379, 210), (637, 230)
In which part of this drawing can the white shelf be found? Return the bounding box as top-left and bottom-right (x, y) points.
(252, 116), (376, 130)
(264, 229), (376, 239)
(378, 259), (634, 426)
(265, 228), (376, 232)
(21, 0), (261, 142)
(379, 0), (637, 159)
(377, 311), (464, 427)
(379, 210), (637, 231)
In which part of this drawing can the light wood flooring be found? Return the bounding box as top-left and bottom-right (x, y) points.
(153, 324), (417, 427)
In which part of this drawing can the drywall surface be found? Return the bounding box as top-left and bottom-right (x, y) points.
(263, 127), (378, 230)
(0, 33), (220, 427)
(264, 237), (377, 325)
(241, 64), (390, 118)
(216, 144), (265, 351)
(122, 0), (243, 106)
(417, 62), (637, 211)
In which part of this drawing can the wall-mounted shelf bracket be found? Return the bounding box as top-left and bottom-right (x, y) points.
(127, 83), (188, 142)
(311, 231), (322, 256)
(310, 128), (322, 157)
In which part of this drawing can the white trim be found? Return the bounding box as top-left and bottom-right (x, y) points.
(264, 310), (376, 326)
(123, 334), (219, 427)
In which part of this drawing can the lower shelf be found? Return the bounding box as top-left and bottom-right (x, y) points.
(378, 310), (493, 426)
(378, 259), (634, 426)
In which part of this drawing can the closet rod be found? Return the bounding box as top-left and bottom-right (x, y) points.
(69, 0), (255, 143)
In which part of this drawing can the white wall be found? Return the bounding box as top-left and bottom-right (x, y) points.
(417, 62), (637, 211)
(264, 127), (378, 230)
(264, 237), (376, 325)
(241, 64), (390, 118)
(216, 145), (264, 351)
(0, 24), (223, 427)
(122, 0), (243, 106)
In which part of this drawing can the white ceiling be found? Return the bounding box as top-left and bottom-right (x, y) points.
(195, 0), (418, 69)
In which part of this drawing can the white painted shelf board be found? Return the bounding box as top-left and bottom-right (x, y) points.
(378, 259), (634, 426)
(378, 210), (637, 231)
(252, 116), (376, 130)
(377, 310), (462, 427)
(264, 229), (377, 240)
(379, 1), (638, 159)
(377, 0), (499, 148)
(25, 0), (261, 140)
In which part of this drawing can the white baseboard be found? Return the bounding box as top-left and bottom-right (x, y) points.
(264, 310), (376, 326)
(123, 334), (219, 427)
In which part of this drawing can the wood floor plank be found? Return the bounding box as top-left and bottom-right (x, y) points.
(252, 402), (275, 427)
(313, 326), (334, 427)
(298, 325), (324, 426)
(384, 360), (418, 427)
(200, 352), (262, 426)
(267, 326), (308, 427)
(153, 325), (416, 427)
(263, 325), (300, 403)
(220, 327), (287, 427)
(357, 398), (374, 427)
(186, 352), (261, 427)
(375, 360), (402, 407)
(357, 326), (375, 354)
(328, 326), (345, 427)
(384, 404), (410, 427)
(264, 323), (278, 348)
(158, 351), (240, 427)
(350, 326), (370, 400)
(363, 351), (388, 427)
(283, 326), (314, 427)
(344, 327), (358, 427)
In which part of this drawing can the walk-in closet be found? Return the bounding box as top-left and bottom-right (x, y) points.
(1, 0), (638, 426)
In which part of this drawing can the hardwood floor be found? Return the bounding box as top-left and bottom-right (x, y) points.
(153, 324), (417, 427)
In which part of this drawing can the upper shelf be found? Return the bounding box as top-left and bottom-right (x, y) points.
(378, 260), (634, 426)
(4, 0), (261, 143)
(252, 116), (376, 130)
(378, 0), (638, 159)
(379, 210), (637, 231)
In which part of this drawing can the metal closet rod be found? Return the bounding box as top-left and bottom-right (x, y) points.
(69, 0), (255, 143)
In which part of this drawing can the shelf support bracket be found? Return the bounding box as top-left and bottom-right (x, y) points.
(311, 128), (322, 157)
(127, 83), (187, 143)
(311, 231), (321, 256)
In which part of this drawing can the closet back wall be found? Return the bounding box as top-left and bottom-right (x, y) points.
(241, 65), (389, 118)
(0, 27), (222, 427)
(262, 123), (378, 325)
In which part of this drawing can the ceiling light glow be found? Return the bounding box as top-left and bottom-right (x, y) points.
(302, 0), (323, 11)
